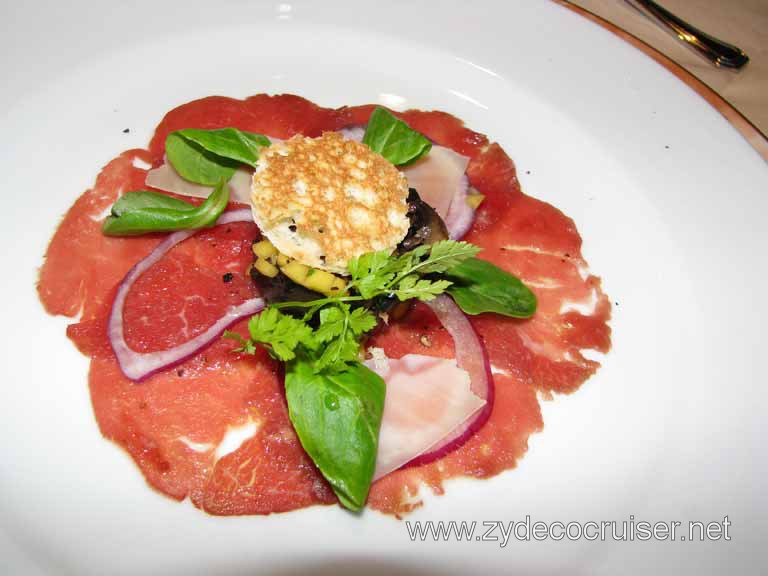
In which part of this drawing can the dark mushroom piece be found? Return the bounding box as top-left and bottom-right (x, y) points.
(396, 188), (449, 254)
(374, 188), (450, 314)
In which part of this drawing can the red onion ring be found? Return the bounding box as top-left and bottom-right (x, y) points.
(404, 295), (494, 467)
(108, 208), (264, 382)
(443, 174), (475, 240)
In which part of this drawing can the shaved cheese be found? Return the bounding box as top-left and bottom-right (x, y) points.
(401, 146), (470, 219)
(366, 353), (486, 481)
(144, 136), (283, 205)
(145, 162), (254, 204)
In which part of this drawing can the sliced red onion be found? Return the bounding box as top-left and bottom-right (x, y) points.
(442, 174), (475, 240)
(108, 208), (264, 382)
(405, 295), (494, 467)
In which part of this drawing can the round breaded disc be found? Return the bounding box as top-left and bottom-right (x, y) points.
(251, 132), (410, 274)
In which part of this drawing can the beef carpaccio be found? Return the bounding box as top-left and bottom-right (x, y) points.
(37, 94), (611, 516)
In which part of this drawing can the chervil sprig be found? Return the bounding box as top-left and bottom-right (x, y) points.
(347, 240), (480, 297)
(228, 240), (480, 373)
(224, 307), (314, 361)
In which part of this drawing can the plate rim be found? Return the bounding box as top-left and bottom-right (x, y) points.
(557, 0), (768, 161)
(2, 2), (766, 573)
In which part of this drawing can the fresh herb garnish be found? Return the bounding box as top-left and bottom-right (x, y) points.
(225, 305), (382, 511)
(228, 240), (479, 373)
(165, 133), (240, 185)
(362, 107), (432, 166)
(172, 128), (271, 168)
(444, 257), (538, 318)
(226, 240), (537, 511)
(102, 179), (229, 236)
(285, 358), (385, 511)
(347, 240), (480, 302)
(313, 305), (378, 372)
(227, 307), (315, 360)
(166, 128), (270, 185)
(108, 191), (197, 215)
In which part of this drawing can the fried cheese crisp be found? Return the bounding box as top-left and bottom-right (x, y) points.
(251, 132), (410, 274)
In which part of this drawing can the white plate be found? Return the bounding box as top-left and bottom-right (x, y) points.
(1, 1), (766, 574)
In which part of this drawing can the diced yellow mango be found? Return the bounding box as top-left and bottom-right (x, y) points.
(253, 240), (278, 263)
(253, 258), (279, 278)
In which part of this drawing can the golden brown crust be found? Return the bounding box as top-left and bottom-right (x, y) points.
(251, 132), (409, 273)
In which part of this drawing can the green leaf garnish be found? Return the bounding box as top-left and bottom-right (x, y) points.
(391, 275), (453, 302)
(109, 191), (197, 216)
(285, 358), (385, 511)
(239, 307), (315, 361)
(174, 128), (271, 168)
(165, 128), (270, 185)
(362, 107), (432, 166)
(166, 133), (240, 186)
(346, 250), (395, 299)
(445, 257), (537, 318)
(347, 240), (479, 298)
(234, 240), (480, 372)
(397, 239), (481, 276)
(101, 179), (229, 236)
(228, 241), (538, 512)
(313, 305), (377, 372)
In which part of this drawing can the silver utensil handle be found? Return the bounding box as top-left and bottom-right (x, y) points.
(628, 0), (749, 69)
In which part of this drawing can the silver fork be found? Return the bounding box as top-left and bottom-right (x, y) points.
(627, 0), (749, 69)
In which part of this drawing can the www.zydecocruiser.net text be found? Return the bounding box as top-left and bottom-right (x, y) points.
(405, 516), (731, 546)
